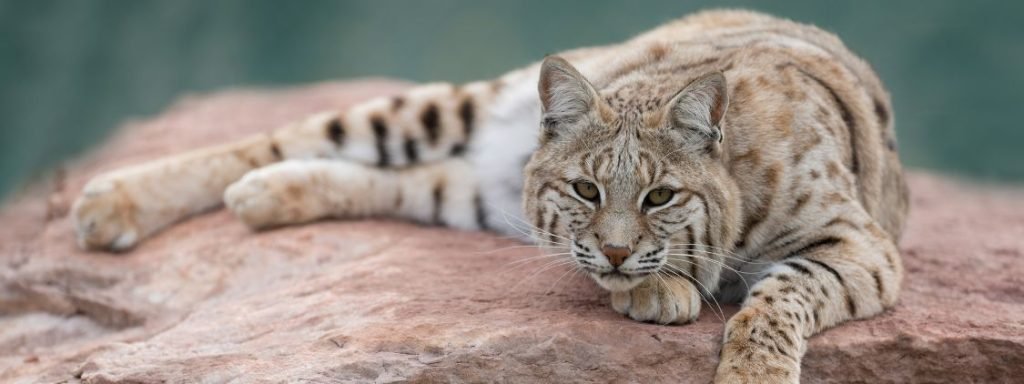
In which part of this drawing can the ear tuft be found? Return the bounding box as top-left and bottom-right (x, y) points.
(538, 56), (599, 126)
(667, 72), (729, 149)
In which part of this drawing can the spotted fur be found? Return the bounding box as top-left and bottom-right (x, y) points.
(72, 10), (906, 383)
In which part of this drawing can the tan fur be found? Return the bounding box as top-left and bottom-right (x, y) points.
(72, 9), (906, 383)
(523, 10), (906, 383)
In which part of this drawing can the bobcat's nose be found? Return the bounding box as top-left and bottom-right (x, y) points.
(601, 245), (632, 268)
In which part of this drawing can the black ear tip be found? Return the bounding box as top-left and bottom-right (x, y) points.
(541, 55), (571, 71)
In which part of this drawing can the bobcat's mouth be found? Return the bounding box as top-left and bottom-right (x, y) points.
(599, 270), (648, 279)
(592, 269), (651, 291)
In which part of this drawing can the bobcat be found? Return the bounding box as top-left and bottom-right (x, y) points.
(72, 9), (908, 383)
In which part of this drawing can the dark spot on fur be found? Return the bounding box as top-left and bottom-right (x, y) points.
(874, 98), (889, 125)
(421, 104), (441, 146)
(459, 98), (475, 138)
(432, 181), (445, 224)
(474, 193), (488, 230)
(450, 142), (467, 156)
(327, 118), (345, 146)
(270, 142), (282, 160)
(371, 116), (390, 167)
(403, 137), (419, 164)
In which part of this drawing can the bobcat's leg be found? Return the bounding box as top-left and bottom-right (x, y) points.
(223, 158), (487, 230)
(714, 212), (902, 383)
(72, 80), (503, 250)
(71, 134), (284, 250)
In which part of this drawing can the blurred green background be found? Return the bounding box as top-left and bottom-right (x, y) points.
(1, 0), (1023, 199)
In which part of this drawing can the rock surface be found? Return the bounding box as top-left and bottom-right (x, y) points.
(2, 80), (1023, 383)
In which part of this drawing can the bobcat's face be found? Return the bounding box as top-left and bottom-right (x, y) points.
(523, 57), (737, 292)
(526, 132), (723, 291)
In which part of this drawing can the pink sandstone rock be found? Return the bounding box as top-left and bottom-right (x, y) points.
(1, 80), (1022, 383)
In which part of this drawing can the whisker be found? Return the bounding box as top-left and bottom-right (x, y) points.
(498, 208), (573, 244)
(498, 253), (577, 276)
(501, 252), (567, 268)
(665, 242), (738, 255)
(506, 258), (573, 280)
(509, 258), (577, 292)
(663, 253), (762, 277)
(650, 265), (725, 323)
(666, 243), (754, 259)
(495, 209), (560, 245)
(663, 255), (752, 301)
(666, 245), (776, 266)
(659, 264), (727, 323)
(475, 244), (549, 255)
(665, 253), (754, 293)
(545, 265), (581, 294)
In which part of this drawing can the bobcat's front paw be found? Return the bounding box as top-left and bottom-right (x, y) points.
(72, 180), (140, 251)
(610, 276), (700, 324)
(224, 168), (318, 229)
(714, 307), (801, 384)
(714, 364), (797, 384)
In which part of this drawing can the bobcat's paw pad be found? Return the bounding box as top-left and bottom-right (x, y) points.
(610, 277), (700, 325)
(71, 181), (140, 251)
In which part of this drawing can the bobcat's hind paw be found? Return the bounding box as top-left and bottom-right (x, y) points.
(224, 167), (319, 229)
(71, 181), (141, 251)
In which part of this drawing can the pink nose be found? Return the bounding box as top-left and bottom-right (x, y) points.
(601, 245), (631, 267)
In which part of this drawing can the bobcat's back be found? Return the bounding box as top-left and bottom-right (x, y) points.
(565, 9), (908, 242)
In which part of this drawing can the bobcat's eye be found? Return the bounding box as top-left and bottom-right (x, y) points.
(644, 188), (674, 207)
(572, 181), (600, 202)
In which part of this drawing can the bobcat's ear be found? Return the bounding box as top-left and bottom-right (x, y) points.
(538, 56), (602, 138)
(666, 72), (729, 153)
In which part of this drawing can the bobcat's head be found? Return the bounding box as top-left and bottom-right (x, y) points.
(523, 56), (740, 292)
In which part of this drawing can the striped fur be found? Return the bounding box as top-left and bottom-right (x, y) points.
(72, 10), (907, 383)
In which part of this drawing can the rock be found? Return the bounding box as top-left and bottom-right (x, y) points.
(1, 80), (1023, 383)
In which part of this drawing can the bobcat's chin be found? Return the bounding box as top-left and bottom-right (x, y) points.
(591, 270), (651, 292)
